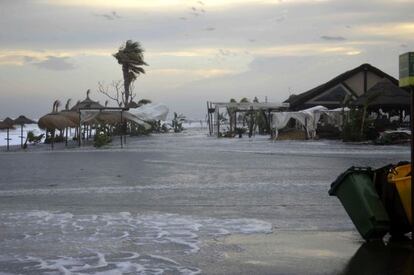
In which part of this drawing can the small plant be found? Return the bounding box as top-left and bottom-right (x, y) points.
(172, 112), (186, 133)
(23, 131), (44, 148)
(342, 108), (375, 142)
(130, 124), (151, 136)
(44, 132), (64, 144)
(94, 131), (112, 147)
(235, 127), (246, 138)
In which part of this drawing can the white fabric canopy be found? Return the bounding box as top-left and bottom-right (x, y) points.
(271, 106), (349, 139)
(130, 103), (169, 122)
(80, 110), (151, 129)
(79, 103), (169, 130)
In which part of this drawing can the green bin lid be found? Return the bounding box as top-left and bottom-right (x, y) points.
(328, 166), (373, 196)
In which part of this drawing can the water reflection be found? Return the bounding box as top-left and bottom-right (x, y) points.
(341, 240), (414, 275)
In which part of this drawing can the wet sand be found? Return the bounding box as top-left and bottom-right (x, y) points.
(193, 231), (414, 275)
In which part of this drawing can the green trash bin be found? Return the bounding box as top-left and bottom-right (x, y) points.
(329, 167), (390, 241)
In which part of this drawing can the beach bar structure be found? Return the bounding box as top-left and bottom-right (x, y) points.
(38, 91), (168, 149)
(206, 101), (289, 137)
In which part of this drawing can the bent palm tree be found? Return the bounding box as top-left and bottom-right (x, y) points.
(113, 40), (148, 106)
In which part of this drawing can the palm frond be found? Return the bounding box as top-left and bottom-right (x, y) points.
(65, 99), (72, 110)
(130, 66), (146, 74)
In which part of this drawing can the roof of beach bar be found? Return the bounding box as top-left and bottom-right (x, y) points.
(351, 79), (410, 110)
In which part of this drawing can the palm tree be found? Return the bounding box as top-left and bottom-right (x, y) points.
(113, 40), (148, 106)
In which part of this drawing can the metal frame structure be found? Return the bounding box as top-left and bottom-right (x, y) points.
(78, 107), (128, 148)
(206, 101), (289, 137)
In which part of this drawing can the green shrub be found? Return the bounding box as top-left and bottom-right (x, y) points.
(94, 131), (112, 147)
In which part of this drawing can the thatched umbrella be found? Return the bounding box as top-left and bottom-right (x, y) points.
(70, 90), (105, 144)
(3, 117), (15, 129)
(14, 115), (36, 148)
(96, 111), (123, 125)
(71, 89), (104, 111)
(38, 100), (78, 149)
(0, 118), (14, 151)
(38, 113), (78, 130)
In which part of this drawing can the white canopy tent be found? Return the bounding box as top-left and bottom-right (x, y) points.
(271, 106), (350, 139)
(79, 103), (169, 129)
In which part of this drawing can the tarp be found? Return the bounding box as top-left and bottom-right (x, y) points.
(79, 103), (169, 130)
(272, 106), (327, 138)
(272, 106), (349, 139)
(130, 103), (169, 121)
(80, 110), (151, 129)
(319, 107), (350, 130)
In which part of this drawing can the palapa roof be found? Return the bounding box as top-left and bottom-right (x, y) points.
(1, 117), (15, 129)
(3, 117), (15, 125)
(38, 112), (78, 130)
(59, 110), (80, 124)
(351, 79), (409, 110)
(0, 120), (13, 130)
(14, 115), (36, 125)
(96, 111), (124, 125)
(285, 63), (398, 110)
(70, 90), (104, 111)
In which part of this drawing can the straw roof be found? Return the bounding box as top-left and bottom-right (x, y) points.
(1, 117), (15, 129)
(71, 90), (104, 111)
(0, 120), (13, 130)
(352, 79), (410, 110)
(14, 115), (36, 125)
(96, 111), (123, 125)
(59, 110), (80, 125)
(38, 113), (78, 130)
(3, 117), (14, 125)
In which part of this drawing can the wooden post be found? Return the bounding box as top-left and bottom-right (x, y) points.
(65, 127), (68, 146)
(51, 129), (55, 150)
(248, 107), (254, 138)
(78, 111), (81, 147)
(207, 102), (211, 136)
(6, 128), (10, 151)
(304, 117), (309, 140)
(120, 110), (123, 148)
(215, 106), (220, 137)
(410, 85), (414, 246)
(269, 111), (274, 139)
(20, 124), (24, 148)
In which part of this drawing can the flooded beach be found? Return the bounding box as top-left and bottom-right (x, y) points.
(0, 128), (411, 274)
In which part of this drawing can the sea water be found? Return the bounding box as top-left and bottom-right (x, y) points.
(0, 128), (410, 274)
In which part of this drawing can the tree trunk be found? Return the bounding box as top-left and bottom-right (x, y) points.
(360, 106), (367, 138)
(122, 64), (130, 106)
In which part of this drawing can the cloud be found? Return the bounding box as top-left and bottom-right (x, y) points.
(39, 0), (324, 9)
(320, 36), (346, 41)
(32, 56), (75, 71)
(356, 22), (414, 39)
(151, 68), (236, 78)
(93, 11), (122, 20)
(0, 49), (111, 66)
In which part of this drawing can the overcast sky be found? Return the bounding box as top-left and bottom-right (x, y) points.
(0, 0), (413, 119)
